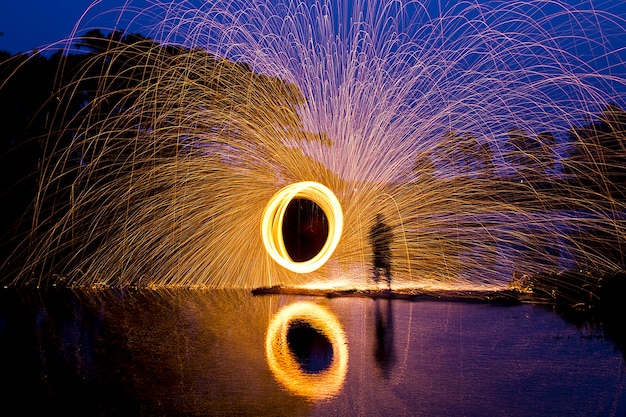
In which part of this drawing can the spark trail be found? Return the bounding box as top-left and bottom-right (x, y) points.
(3, 0), (626, 289)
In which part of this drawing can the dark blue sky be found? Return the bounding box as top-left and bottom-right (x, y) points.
(0, 1), (153, 55)
(2, 0), (626, 56)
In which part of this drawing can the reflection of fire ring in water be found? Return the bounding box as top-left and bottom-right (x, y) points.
(261, 182), (343, 273)
(265, 302), (348, 400)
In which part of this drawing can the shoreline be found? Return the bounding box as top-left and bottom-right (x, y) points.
(251, 285), (530, 305)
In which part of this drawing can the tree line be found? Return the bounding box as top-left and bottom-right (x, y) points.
(0, 30), (316, 265)
(413, 103), (626, 271)
(1, 30), (625, 271)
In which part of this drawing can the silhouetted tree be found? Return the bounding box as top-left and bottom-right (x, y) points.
(563, 104), (626, 204)
(0, 50), (64, 260)
(413, 153), (437, 182)
(535, 131), (557, 173)
(436, 130), (472, 178)
(502, 128), (557, 185)
(561, 104), (626, 270)
(506, 128), (533, 176)
(0, 31), (326, 280)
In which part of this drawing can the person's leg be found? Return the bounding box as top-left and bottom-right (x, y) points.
(372, 266), (380, 284)
(384, 265), (391, 289)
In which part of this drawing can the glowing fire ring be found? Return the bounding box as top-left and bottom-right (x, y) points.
(265, 302), (348, 400)
(261, 181), (343, 273)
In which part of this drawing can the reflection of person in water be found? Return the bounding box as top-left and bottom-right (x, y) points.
(369, 213), (393, 288)
(374, 298), (394, 378)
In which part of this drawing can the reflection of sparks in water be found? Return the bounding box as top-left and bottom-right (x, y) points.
(265, 302), (348, 400)
(3, 0), (626, 289)
(261, 181), (343, 273)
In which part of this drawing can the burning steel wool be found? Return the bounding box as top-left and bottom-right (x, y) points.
(2, 0), (626, 289)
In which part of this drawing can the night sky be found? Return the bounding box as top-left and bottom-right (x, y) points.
(0, 0), (153, 55)
(2, 0), (626, 56)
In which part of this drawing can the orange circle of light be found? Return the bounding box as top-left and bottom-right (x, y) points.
(261, 181), (343, 273)
(265, 302), (348, 400)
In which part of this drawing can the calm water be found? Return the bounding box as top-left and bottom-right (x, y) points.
(1, 288), (624, 416)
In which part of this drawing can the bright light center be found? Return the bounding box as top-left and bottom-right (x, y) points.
(261, 181), (343, 273)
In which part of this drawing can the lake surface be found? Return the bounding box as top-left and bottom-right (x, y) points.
(1, 288), (624, 416)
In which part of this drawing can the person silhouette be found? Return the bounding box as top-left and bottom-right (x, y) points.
(369, 213), (393, 289)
